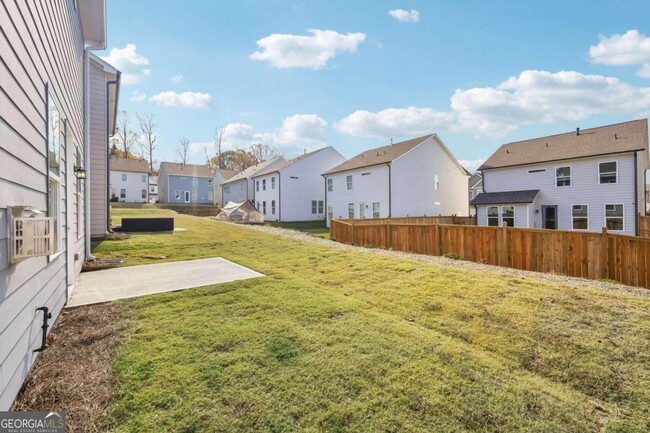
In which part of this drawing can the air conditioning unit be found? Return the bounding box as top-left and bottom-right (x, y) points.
(8, 207), (56, 263)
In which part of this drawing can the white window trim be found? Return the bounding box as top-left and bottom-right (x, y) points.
(348, 202), (354, 219)
(346, 175), (353, 190)
(571, 204), (589, 231)
(48, 176), (63, 260)
(604, 203), (625, 232)
(487, 206), (499, 226)
(555, 165), (572, 188)
(598, 160), (618, 185)
(501, 205), (515, 227)
(327, 178), (333, 192)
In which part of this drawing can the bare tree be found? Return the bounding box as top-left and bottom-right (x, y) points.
(176, 137), (190, 165)
(213, 127), (225, 169)
(249, 142), (280, 163)
(136, 112), (159, 171)
(203, 143), (213, 169)
(114, 111), (139, 158)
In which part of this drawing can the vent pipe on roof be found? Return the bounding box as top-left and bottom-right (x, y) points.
(615, 133), (618, 139)
(390, 138), (393, 145)
(576, 127), (580, 136)
(304, 149), (306, 155)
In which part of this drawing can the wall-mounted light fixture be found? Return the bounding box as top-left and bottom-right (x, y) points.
(74, 166), (87, 180)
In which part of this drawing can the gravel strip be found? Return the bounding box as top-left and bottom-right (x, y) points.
(229, 222), (650, 298)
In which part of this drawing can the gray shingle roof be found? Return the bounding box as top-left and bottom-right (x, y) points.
(110, 157), (150, 173)
(252, 147), (330, 178)
(160, 162), (213, 178)
(470, 190), (540, 205)
(222, 157), (284, 184)
(480, 119), (648, 170)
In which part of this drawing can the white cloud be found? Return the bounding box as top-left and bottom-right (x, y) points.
(459, 159), (485, 173)
(190, 114), (328, 159)
(100, 44), (150, 85)
(171, 73), (183, 82)
(130, 90), (147, 102)
(337, 70), (650, 137)
(589, 29), (650, 77)
(148, 91), (213, 109)
(388, 9), (420, 23)
(250, 29), (366, 69)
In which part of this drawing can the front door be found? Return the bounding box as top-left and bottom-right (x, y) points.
(542, 205), (558, 229)
(184, 191), (190, 203)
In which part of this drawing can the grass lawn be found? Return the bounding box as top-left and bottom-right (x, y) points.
(260, 220), (330, 239)
(93, 209), (650, 432)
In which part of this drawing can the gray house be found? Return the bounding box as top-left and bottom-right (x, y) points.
(472, 119), (649, 236)
(159, 162), (215, 204)
(0, 0), (118, 410)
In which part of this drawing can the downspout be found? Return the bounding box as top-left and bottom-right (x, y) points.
(106, 72), (121, 234)
(635, 151), (639, 236)
(387, 163), (392, 218)
(322, 174), (327, 225)
(278, 172), (281, 221)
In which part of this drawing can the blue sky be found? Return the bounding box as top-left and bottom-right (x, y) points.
(99, 0), (650, 171)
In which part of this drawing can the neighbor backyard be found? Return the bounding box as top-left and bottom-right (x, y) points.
(19, 209), (650, 432)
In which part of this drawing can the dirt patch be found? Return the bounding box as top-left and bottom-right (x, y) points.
(82, 258), (124, 272)
(13, 303), (131, 433)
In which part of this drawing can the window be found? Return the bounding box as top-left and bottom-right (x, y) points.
(150, 187), (155, 192)
(263, 201), (267, 214)
(141, 189), (147, 199)
(262, 179), (266, 190)
(122, 173), (127, 182)
(311, 200), (317, 214)
(175, 190), (181, 200)
(528, 168), (546, 174)
(271, 177), (276, 189)
(208, 179), (213, 185)
(208, 190), (214, 201)
(318, 200), (324, 214)
(141, 174), (147, 183)
(605, 204), (624, 231)
(192, 177), (198, 187)
(47, 178), (59, 253)
(572, 205), (588, 230)
(47, 92), (61, 176)
(599, 161), (617, 184)
(271, 200), (276, 214)
(327, 178), (333, 192)
(434, 174), (439, 190)
(359, 203), (365, 219)
(556, 166), (571, 187)
(487, 206), (499, 226)
(256, 180), (259, 192)
(257, 202), (260, 210)
(327, 204), (333, 220)
(501, 206), (514, 227)
(348, 203), (354, 219)
(346, 175), (353, 190)
(224, 185), (230, 194)
(75, 148), (82, 239)
(191, 190), (198, 201)
(120, 188), (126, 199)
(373, 202), (380, 219)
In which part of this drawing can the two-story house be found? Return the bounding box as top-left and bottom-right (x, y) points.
(214, 168), (236, 207)
(0, 0), (119, 410)
(159, 162), (215, 204)
(109, 157), (150, 203)
(148, 171), (159, 203)
(221, 157), (285, 205)
(471, 119), (649, 236)
(468, 173), (483, 216)
(251, 147), (346, 222)
(323, 134), (470, 227)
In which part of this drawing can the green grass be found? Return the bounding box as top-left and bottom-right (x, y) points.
(259, 220), (330, 239)
(95, 209), (650, 432)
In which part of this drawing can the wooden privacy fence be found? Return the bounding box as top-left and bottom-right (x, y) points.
(330, 219), (650, 289)
(335, 216), (476, 226)
(638, 215), (650, 239)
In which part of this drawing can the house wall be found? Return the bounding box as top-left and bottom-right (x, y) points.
(213, 171), (229, 207)
(222, 178), (250, 204)
(88, 59), (108, 238)
(391, 136), (469, 217)
(481, 152), (638, 234)
(0, 0), (86, 410)
(326, 165), (391, 226)
(109, 170), (149, 202)
(148, 175), (158, 203)
(166, 175), (214, 204)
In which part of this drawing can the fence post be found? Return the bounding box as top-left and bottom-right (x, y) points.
(385, 223), (391, 249)
(350, 223), (355, 245)
(435, 224), (442, 256)
(498, 221), (508, 267)
(600, 226), (609, 279)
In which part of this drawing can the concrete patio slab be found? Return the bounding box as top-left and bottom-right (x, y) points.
(67, 257), (263, 307)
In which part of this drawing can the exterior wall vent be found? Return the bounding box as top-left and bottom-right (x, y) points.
(8, 207), (55, 263)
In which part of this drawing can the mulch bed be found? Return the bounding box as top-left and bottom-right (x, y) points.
(13, 303), (131, 433)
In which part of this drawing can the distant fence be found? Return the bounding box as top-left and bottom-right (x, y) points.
(331, 219), (650, 289)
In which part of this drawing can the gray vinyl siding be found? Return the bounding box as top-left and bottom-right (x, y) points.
(482, 153), (638, 234)
(88, 59), (108, 238)
(166, 176), (214, 204)
(0, 0), (85, 410)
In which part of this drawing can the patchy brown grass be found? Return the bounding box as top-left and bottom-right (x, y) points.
(13, 303), (131, 433)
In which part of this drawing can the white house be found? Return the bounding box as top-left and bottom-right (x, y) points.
(324, 134), (470, 226)
(88, 53), (120, 240)
(0, 0), (118, 410)
(471, 119), (649, 236)
(468, 173), (483, 216)
(148, 172), (159, 203)
(251, 147), (346, 222)
(221, 157), (285, 204)
(214, 168), (236, 207)
(109, 157), (150, 203)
